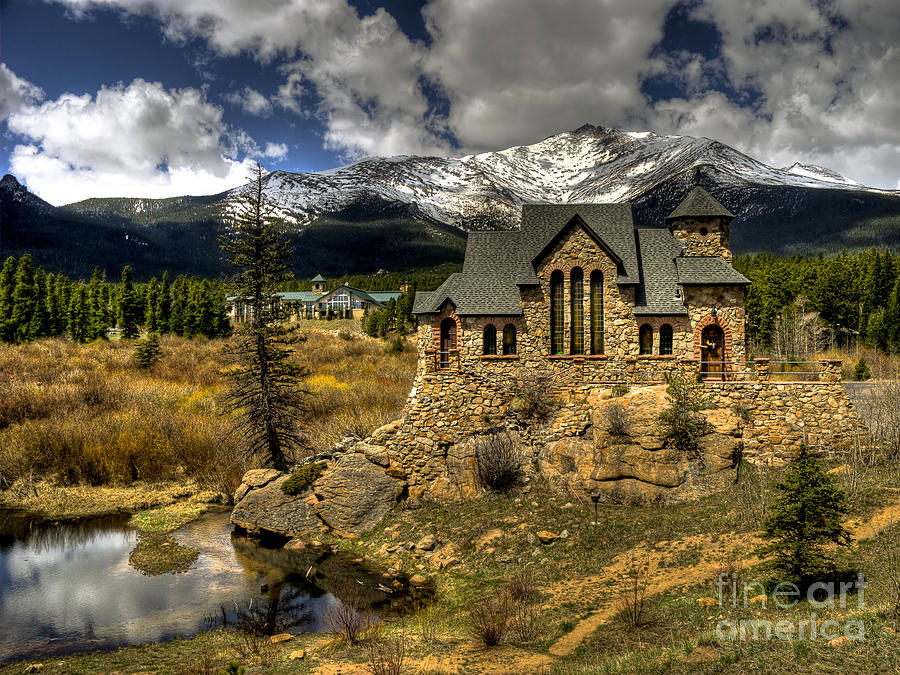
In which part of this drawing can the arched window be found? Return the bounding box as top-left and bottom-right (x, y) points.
(483, 324), (497, 355)
(639, 324), (653, 355)
(550, 270), (564, 354)
(590, 270), (604, 354)
(503, 323), (517, 355)
(659, 323), (673, 355)
(570, 267), (584, 354)
(439, 317), (456, 368)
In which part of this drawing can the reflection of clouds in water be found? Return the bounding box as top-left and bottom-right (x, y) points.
(0, 510), (332, 662)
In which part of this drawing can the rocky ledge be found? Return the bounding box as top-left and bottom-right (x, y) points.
(231, 444), (405, 539)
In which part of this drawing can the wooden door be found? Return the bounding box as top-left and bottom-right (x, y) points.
(440, 318), (456, 368)
(700, 325), (725, 379)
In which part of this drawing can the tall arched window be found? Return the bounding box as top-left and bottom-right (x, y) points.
(483, 324), (497, 355)
(550, 270), (564, 354)
(659, 323), (673, 355)
(639, 324), (653, 355)
(439, 317), (456, 368)
(570, 267), (584, 354)
(503, 323), (517, 355)
(590, 270), (604, 354)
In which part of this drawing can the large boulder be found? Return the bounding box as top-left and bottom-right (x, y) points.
(541, 385), (742, 503)
(313, 452), (404, 534)
(231, 448), (405, 538)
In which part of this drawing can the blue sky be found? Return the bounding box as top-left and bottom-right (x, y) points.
(2, 0), (899, 204)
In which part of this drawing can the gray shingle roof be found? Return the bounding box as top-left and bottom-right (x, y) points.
(311, 274), (326, 282)
(666, 186), (734, 222)
(676, 257), (751, 285)
(415, 199), (745, 317)
(632, 229), (688, 316)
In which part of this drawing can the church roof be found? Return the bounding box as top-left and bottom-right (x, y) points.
(665, 186), (734, 222)
(414, 198), (747, 317)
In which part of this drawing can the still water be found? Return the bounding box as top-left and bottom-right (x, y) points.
(0, 508), (407, 663)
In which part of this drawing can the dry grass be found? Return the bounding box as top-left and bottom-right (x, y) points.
(0, 330), (416, 506)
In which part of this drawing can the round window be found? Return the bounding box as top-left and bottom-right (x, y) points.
(699, 227), (709, 236)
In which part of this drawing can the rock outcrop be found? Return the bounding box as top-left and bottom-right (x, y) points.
(231, 445), (404, 538)
(540, 385), (741, 503)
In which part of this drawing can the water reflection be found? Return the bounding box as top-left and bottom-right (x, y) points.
(0, 508), (418, 664)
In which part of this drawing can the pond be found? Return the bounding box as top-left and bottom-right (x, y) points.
(0, 508), (419, 664)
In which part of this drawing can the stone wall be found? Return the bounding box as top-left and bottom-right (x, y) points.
(671, 216), (732, 262)
(374, 356), (865, 503)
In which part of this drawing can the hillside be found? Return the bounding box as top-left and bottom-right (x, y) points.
(5, 125), (900, 278)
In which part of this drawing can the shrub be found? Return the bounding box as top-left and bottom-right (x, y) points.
(468, 588), (510, 646)
(658, 374), (713, 457)
(324, 583), (371, 645)
(854, 356), (872, 381)
(605, 403), (629, 438)
(508, 569), (542, 643)
(366, 625), (407, 675)
(760, 445), (852, 588)
(134, 332), (163, 369)
(508, 371), (557, 422)
(475, 431), (521, 490)
(616, 553), (649, 628)
(385, 336), (405, 354)
(281, 462), (326, 496)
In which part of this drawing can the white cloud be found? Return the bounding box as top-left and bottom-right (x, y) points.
(645, 0), (900, 189)
(262, 142), (288, 159)
(422, 0), (671, 151)
(0, 63), (44, 120)
(38, 0), (900, 189)
(8, 79), (257, 204)
(224, 86), (272, 117)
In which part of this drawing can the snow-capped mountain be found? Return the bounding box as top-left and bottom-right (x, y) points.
(227, 124), (894, 232)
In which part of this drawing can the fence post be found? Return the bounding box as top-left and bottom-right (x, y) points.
(821, 359), (842, 383)
(755, 358), (770, 383)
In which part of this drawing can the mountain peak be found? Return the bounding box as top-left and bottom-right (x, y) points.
(1, 174), (23, 191)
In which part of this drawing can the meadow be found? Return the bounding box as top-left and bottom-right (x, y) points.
(0, 323), (415, 516)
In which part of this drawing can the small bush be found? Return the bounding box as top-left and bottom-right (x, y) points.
(508, 569), (542, 643)
(605, 403), (629, 438)
(324, 583), (372, 645)
(134, 332), (163, 369)
(468, 588), (510, 646)
(658, 374), (713, 457)
(611, 384), (629, 397)
(508, 371), (557, 422)
(337, 329), (354, 341)
(617, 554), (649, 628)
(385, 336), (405, 354)
(281, 462), (326, 496)
(854, 356), (872, 381)
(367, 625), (407, 675)
(475, 431), (521, 490)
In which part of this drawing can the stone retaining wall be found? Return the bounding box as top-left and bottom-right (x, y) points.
(372, 356), (865, 502)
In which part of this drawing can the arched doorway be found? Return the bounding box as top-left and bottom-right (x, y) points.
(700, 324), (725, 379)
(440, 317), (457, 368)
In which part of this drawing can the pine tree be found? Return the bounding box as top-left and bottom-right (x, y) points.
(219, 163), (307, 471)
(117, 265), (140, 338)
(760, 446), (851, 588)
(145, 278), (161, 332)
(134, 332), (162, 368)
(87, 267), (109, 340)
(10, 254), (36, 343)
(0, 256), (16, 343)
(27, 268), (51, 340)
(67, 284), (89, 343)
(158, 271), (172, 331)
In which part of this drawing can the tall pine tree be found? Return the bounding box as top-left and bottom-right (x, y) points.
(219, 163), (307, 471)
(117, 265), (141, 338)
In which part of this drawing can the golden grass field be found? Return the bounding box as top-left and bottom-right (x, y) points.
(0, 326), (415, 513)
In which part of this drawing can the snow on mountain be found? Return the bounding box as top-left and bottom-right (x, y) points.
(230, 125), (894, 231)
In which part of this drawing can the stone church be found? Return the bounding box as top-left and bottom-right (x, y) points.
(412, 186), (750, 380)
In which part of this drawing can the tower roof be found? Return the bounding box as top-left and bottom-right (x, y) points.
(311, 274), (326, 282)
(665, 186), (733, 222)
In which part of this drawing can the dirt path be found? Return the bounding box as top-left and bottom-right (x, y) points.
(548, 498), (900, 658)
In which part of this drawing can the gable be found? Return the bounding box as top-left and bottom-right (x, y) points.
(533, 214), (625, 274)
